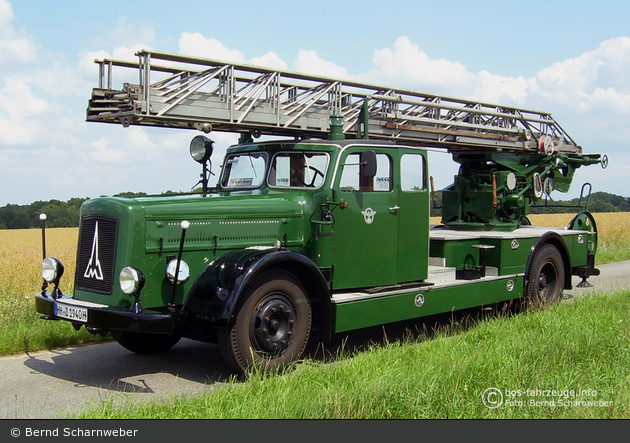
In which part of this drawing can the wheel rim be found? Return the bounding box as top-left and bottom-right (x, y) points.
(250, 294), (296, 356)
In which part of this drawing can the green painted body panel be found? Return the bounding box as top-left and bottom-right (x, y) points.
(330, 146), (429, 288)
(75, 190), (317, 310)
(56, 137), (597, 339)
(429, 226), (592, 276)
(333, 276), (523, 333)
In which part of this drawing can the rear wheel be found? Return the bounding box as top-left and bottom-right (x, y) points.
(524, 244), (565, 309)
(218, 270), (312, 374)
(112, 331), (181, 354)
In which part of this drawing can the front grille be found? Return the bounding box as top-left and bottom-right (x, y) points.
(75, 215), (119, 294)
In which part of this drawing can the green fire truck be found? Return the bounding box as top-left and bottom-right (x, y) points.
(35, 50), (607, 373)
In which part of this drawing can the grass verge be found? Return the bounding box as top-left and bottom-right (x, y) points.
(74, 290), (630, 419)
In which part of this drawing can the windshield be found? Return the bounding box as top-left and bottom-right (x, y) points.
(268, 152), (329, 188)
(220, 152), (268, 189)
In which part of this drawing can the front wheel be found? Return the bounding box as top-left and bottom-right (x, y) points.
(524, 243), (565, 309)
(218, 270), (312, 374)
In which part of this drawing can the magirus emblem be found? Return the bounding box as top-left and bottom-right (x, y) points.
(84, 221), (104, 280)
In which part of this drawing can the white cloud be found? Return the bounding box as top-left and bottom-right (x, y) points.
(359, 37), (475, 94)
(534, 37), (630, 112)
(108, 16), (155, 48)
(470, 71), (531, 105)
(28, 57), (90, 97)
(0, 78), (49, 144)
(89, 137), (123, 163)
(178, 32), (288, 71)
(86, 16), (155, 53)
(250, 52), (287, 70)
(88, 127), (158, 165)
(353, 35), (630, 117)
(77, 43), (154, 93)
(74, 17), (158, 89)
(293, 49), (349, 79)
(589, 87), (630, 114)
(178, 32), (246, 62)
(0, 0), (37, 68)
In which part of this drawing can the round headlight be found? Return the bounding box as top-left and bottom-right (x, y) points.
(166, 259), (191, 284)
(41, 257), (64, 283)
(119, 266), (145, 295)
(190, 135), (214, 163)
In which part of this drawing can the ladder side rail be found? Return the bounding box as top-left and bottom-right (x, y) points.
(154, 66), (231, 117)
(282, 82), (340, 127)
(106, 61), (112, 89)
(235, 72), (278, 124)
(97, 60), (105, 89)
(89, 50), (584, 154)
(130, 50), (560, 123)
(233, 72), (276, 111)
(374, 95), (579, 149)
(153, 66), (222, 99)
(547, 118), (578, 147)
(232, 72), (268, 109)
(386, 116), (524, 136)
(275, 73), (281, 126)
(104, 52), (538, 133)
(377, 101), (526, 137)
(371, 93), (553, 126)
(280, 81), (334, 112)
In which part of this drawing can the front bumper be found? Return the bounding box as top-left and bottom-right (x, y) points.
(35, 292), (177, 335)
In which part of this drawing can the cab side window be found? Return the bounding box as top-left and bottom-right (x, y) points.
(400, 153), (426, 191)
(340, 153), (392, 192)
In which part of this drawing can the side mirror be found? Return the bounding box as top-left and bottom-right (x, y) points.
(361, 150), (377, 178)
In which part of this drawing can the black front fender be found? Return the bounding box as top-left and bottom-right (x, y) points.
(183, 248), (330, 330)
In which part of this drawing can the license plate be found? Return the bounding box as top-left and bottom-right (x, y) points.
(54, 302), (88, 323)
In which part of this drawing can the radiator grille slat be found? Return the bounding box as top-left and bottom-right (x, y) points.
(75, 215), (119, 294)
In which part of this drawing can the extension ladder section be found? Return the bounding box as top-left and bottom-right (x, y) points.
(87, 49), (582, 155)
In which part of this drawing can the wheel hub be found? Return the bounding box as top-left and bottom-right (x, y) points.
(252, 296), (296, 355)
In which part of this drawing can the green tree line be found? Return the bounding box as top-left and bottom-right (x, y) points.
(0, 197), (89, 229)
(1, 191), (628, 229)
(529, 191), (630, 214)
(428, 191), (629, 217)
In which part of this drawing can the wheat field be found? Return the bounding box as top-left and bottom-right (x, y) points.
(1, 212), (629, 321)
(0, 228), (78, 330)
(528, 212), (630, 262)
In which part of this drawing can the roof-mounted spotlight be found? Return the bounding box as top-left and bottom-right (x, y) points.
(190, 135), (215, 194)
(190, 135), (214, 164)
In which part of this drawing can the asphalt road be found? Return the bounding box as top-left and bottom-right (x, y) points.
(2, 260), (629, 419)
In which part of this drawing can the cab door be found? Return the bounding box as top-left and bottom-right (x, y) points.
(397, 151), (429, 282)
(331, 147), (399, 290)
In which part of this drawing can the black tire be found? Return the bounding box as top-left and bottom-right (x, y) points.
(524, 244), (565, 309)
(112, 331), (181, 354)
(217, 270), (312, 374)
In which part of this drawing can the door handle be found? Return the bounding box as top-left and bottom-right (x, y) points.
(389, 205), (400, 214)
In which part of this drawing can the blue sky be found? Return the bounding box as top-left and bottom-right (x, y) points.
(1, 0), (630, 206)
